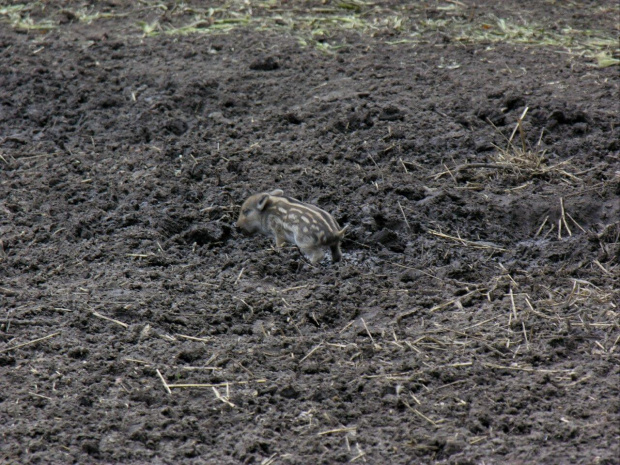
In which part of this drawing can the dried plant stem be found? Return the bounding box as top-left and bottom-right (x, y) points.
(0, 332), (61, 353)
(560, 198), (572, 236)
(403, 400), (439, 426)
(484, 363), (575, 374)
(428, 229), (507, 251)
(397, 201), (411, 231)
(175, 334), (211, 343)
(212, 386), (236, 408)
(167, 379), (267, 389)
(509, 288), (518, 324)
(234, 267), (244, 285)
(92, 310), (128, 328)
(156, 369), (172, 395)
(509, 107), (529, 143)
(300, 342), (323, 363)
(361, 318), (379, 349)
(567, 213), (587, 233)
(535, 215), (549, 238)
(318, 427), (357, 436)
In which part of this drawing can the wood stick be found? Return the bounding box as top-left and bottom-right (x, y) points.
(403, 401), (438, 426)
(92, 311), (128, 328)
(397, 201), (411, 231)
(175, 334), (211, 343)
(299, 343), (323, 363)
(156, 369), (172, 395)
(318, 427), (357, 436)
(167, 379), (267, 389)
(560, 198), (572, 236)
(534, 215), (549, 238)
(212, 386), (236, 408)
(361, 318), (376, 346)
(509, 288), (518, 322)
(234, 267), (244, 285)
(0, 332), (61, 353)
(484, 363), (574, 373)
(428, 229), (507, 251)
(567, 213), (587, 233)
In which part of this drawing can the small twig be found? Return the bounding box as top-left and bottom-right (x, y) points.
(300, 343), (323, 363)
(560, 198), (572, 237)
(509, 107), (529, 144)
(542, 222), (555, 240)
(592, 260), (610, 275)
(534, 215), (549, 238)
(462, 315), (503, 330)
(428, 229), (507, 251)
(431, 379), (467, 391)
(279, 284), (309, 293)
(361, 318), (378, 348)
(384, 260), (441, 281)
(92, 311), (128, 328)
(124, 358), (150, 365)
(432, 162), (517, 179)
(367, 153), (384, 182)
(212, 386), (236, 408)
(484, 363), (575, 373)
(29, 392), (53, 401)
(442, 163), (457, 183)
(181, 366), (221, 371)
(156, 369), (172, 395)
(509, 288), (518, 324)
(175, 334), (211, 343)
(339, 320), (355, 334)
(262, 453), (278, 465)
(167, 379), (267, 389)
(233, 296), (254, 313)
(318, 427), (356, 436)
(0, 287), (19, 296)
(397, 201), (411, 232)
(566, 213), (586, 233)
(430, 290), (480, 313)
(0, 332), (61, 354)
(234, 267), (244, 285)
(524, 296), (555, 320)
(403, 401), (438, 426)
(522, 321), (529, 348)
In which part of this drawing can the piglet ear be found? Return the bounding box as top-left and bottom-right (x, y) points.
(257, 194), (270, 211)
(269, 189), (283, 196)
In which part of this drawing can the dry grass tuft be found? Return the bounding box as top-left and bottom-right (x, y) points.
(434, 108), (580, 184)
(490, 107), (547, 171)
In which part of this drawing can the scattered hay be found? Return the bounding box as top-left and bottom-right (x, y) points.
(2, 2), (618, 60)
(434, 108), (581, 184)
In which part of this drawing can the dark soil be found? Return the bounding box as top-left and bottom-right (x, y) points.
(1, 1), (619, 464)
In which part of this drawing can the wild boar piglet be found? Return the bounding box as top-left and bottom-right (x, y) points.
(236, 189), (346, 264)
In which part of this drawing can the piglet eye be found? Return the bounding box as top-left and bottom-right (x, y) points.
(242, 209), (251, 215)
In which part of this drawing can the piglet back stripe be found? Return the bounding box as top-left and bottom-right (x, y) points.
(278, 196), (339, 231)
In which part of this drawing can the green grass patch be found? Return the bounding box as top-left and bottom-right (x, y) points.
(2, 1), (618, 65)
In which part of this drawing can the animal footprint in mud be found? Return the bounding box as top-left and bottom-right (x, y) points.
(236, 189), (347, 264)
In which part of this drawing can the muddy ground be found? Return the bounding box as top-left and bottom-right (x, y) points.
(1, 1), (619, 464)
